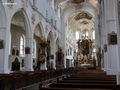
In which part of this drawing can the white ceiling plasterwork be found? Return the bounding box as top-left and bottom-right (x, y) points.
(58, 0), (98, 10)
(67, 11), (94, 32)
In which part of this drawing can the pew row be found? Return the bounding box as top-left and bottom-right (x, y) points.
(0, 69), (64, 90)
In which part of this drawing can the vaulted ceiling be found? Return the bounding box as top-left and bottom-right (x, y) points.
(57, 0), (98, 35)
(67, 11), (94, 32)
(57, 0), (98, 10)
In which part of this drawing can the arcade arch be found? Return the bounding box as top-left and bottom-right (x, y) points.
(9, 10), (33, 71)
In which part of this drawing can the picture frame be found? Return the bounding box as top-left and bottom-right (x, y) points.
(25, 46), (30, 54)
(16, 50), (19, 56)
(12, 48), (15, 55)
(108, 31), (117, 45)
(0, 39), (4, 49)
(50, 55), (54, 59)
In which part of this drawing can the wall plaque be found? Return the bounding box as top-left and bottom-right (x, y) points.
(25, 46), (30, 54)
(0, 39), (4, 49)
(51, 55), (54, 59)
(108, 31), (117, 45)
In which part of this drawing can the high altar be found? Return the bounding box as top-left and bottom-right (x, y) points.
(76, 37), (93, 67)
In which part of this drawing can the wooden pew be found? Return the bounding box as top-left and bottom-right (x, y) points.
(0, 76), (5, 90)
(41, 69), (119, 90)
(49, 83), (120, 89)
(57, 80), (116, 84)
(64, 77), (116, 81)
(0, 69), (65, 90)
(41, 87), (112, 90)
(1, 73), (22, 90)
(2, 74), (12, 89)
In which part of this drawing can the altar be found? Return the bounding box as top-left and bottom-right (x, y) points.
(80, 64), (92, 69)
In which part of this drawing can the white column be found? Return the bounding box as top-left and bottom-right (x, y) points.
(117, 72), (120, 84)
(104, 0), (119, 75)
(101, 0), (107, 71)
(61, 21), (66, 68)
(0, 26), (10, 73)
(25, 38), (33, 71)
(40, 61), (47, 70)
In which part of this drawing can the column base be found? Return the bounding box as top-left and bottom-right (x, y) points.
(25, 67), (34, 71)
(117, 72), (120, 85)
(0, 68), (10, 74)
(102, 68), (107, 71)
(106, 69), (117, 75)
(40, 62), (47, 70)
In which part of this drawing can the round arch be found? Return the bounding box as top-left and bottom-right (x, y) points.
(38, 22), (45, 36)
(47, 31), (55, 69)
(56, 36), (61, 51)
(10, 8), (32, 38)
(61, 3), (96, 24)
(10, 9), (33, 71)
(47, 31), (54, 51)
(33, 22), (45, 38)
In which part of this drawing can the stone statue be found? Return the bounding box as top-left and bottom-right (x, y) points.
(96, 48), (101, 68)
(89, 39), (93, 54)
(101, 49), (104, 68)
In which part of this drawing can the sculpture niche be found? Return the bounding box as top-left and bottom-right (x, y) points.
(56, 46), (64, 69)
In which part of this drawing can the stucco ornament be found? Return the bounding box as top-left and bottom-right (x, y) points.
(45, 25), (48, 33)
(31, 14), (35, 24)
(21, 0), (28, 10)
(7, 0), (14, 9)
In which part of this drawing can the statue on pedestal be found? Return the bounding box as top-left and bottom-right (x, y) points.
(96, 48), (101, 68)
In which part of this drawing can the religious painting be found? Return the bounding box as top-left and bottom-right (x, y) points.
(16, 50), (19, 56)
(25, 46), (30, 54)
(108, 31), (117, 45)
(51, 55), (54, 59)
(0, 39), (4, 49)
(104, 44), (107, 52)
(102, 49), (104, 59)
(12, 48), (15, 55)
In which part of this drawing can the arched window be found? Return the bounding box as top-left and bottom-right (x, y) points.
(93, 48), (96, 53)
(93, 31), (95, 39)
(86, 32), (88, 36)
(58, 8), (61, 17)
(33, 39), (36, 58)
(9, 32), (11, 55)
(20, 35), (25, 56)
(76, 31), (79, 40)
